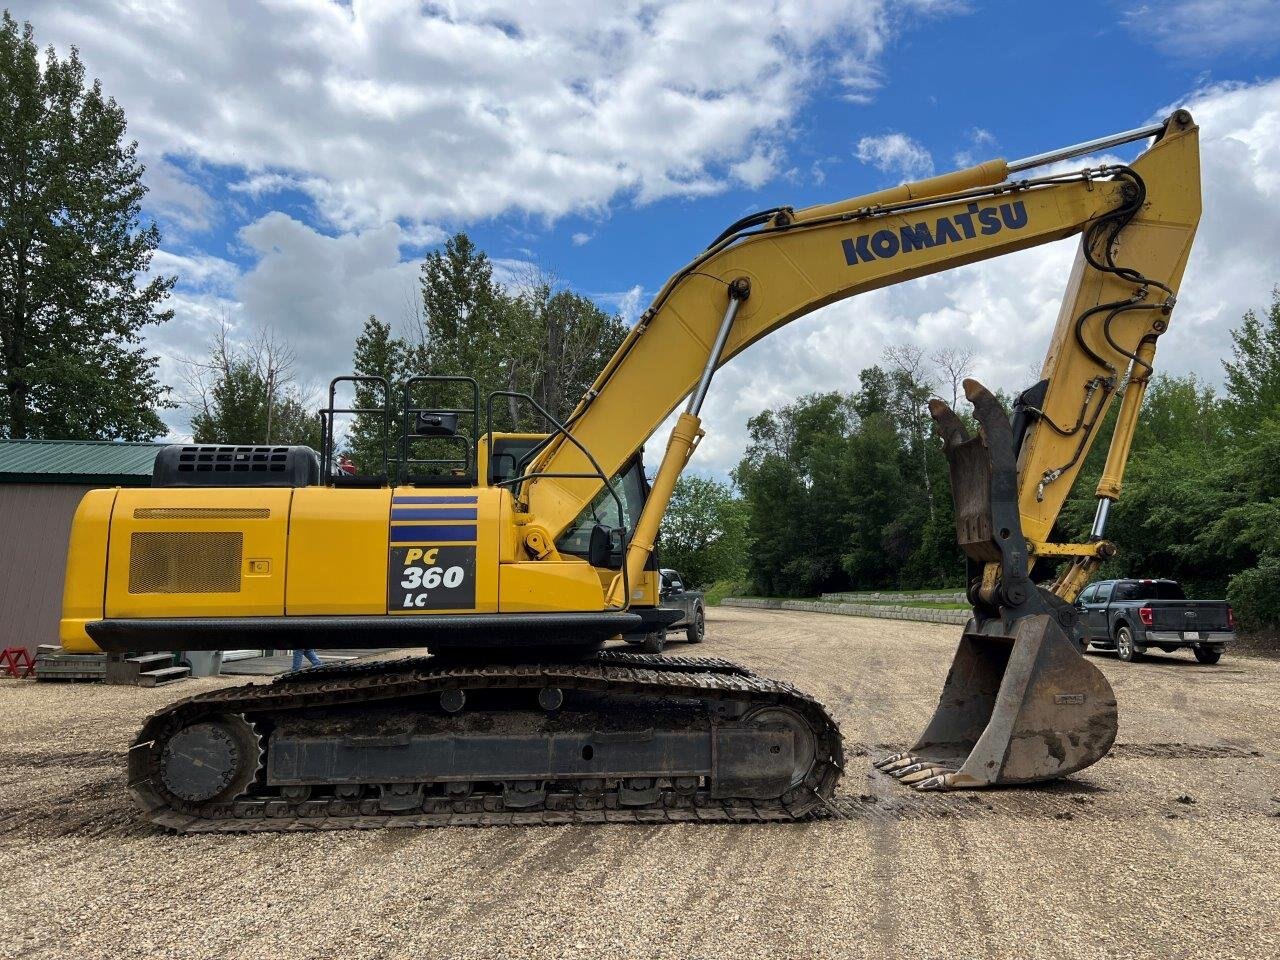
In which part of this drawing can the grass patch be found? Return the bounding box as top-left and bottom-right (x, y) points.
(867, 600), (970, 610)
(704, 579), (748, 606)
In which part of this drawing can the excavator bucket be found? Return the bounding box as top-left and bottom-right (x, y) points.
(877, 380), (1117, 790)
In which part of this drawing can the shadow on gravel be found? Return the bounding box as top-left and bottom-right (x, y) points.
(1087, 650), (1249, 671)
(0, 749), (122, 770)
(0, 777), (155, 841)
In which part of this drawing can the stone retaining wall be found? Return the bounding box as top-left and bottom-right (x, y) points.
(820, 590), (967, 604)
(721, 597), (969, 625)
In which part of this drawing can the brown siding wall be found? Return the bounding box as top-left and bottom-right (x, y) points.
(0, 484), (94, 652)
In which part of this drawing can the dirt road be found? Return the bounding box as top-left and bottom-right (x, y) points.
(2, 606), (1277, 960)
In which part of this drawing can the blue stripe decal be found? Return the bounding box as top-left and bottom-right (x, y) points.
(390, 524), (476, 543)
(391, 508), (478, 521)
(392, 496), (478, 504)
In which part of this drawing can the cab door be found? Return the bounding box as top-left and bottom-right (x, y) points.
(1075, 584), (1097, 642)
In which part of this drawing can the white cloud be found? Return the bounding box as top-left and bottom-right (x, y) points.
(1124, 1), (1280, 56)
(571, 232), (593, 247)
(730, 146), (782, 189)
(594, 285), (647, 325)
(150, 250), (240, 295)
(969, 127), (997, 148)
(674, 77), (1280, 476)
(855, 132), (935, 180)
(143, 158), (217, 234)
(23, 0), (954, 234)
(149, 216), (424, 403)
(953, 126), (998, 168)
(234, 214), (424, 379)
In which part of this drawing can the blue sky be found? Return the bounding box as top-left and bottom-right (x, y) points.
(18, 0), (1280, 471)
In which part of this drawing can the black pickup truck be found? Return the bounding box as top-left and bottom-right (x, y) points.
(1075, 578), (1235, 664)
(623, 568), (706, 654)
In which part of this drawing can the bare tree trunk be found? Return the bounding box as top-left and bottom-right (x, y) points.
(884, 344), (938, 521)
(930, 346), (976, 411)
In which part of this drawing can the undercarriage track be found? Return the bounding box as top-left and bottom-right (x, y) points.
(128, 651), (844, 832)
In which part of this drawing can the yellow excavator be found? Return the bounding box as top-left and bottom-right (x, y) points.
(60, 111), (1200, 830)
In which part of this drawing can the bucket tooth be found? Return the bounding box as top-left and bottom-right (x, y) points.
(873, 753), (912, 770)
(889, 761), (929, 779)
(915, 771), (987, 792)
(879, 755), (920, 773)
(898, 766), (951, 785)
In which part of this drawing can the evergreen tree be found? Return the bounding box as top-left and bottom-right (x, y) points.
(347, 315), (406, 474)
(0, 12), (172, 439)
(410, 234), (627, 431)
(513, 285), (627, 425)
(414, 233), (508, 418)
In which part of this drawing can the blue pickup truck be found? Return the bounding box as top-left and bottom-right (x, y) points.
(1075, 578), (1235, 664)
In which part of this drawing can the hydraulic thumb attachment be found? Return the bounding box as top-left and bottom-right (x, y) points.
(877, 379), (1118, 790)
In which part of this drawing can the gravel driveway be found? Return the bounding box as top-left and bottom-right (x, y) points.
(2, 606), (1277, 960)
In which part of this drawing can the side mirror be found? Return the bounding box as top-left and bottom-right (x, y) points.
(413, 410), (459, 438)
(588, 525), (611, 568)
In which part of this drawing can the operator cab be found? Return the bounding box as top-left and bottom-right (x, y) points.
(316, 372), (654, 577)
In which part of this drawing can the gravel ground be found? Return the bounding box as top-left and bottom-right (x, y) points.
(2, 606), (1277, 960)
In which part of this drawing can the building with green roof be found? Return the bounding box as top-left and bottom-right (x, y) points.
(0, 439), (165, 652)
(0, 439), (163, 486)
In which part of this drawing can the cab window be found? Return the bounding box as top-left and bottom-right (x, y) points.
(555, 458), (647, 558)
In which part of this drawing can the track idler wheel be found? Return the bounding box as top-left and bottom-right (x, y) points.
(140, 715), (262, 808)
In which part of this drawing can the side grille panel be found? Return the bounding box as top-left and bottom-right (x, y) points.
(129, 532), (243, 594)
(133, 507), (271, 520)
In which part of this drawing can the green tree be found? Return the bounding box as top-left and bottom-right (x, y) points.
(186, 323), (320, 449)
(413, 233), (508, 418)
(0, 12), (172, 439)
(1223, 287), (1280, 438)
(347, 315), (406, 474)
(734, 392), (857, 596)
(732, 361), (968, 598)
(512, 284), (627, 425)
(658, 475), (748, 588)
(409, 236), (626, 431)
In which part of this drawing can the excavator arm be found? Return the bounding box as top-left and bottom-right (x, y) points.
(517, 111), (1199, 793)
(522, 111), (1200, 614)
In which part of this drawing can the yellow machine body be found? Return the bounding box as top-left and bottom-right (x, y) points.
(61, 482), (623, 653)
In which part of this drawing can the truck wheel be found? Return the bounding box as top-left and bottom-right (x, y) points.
(1193, 647), (1222, 665)
(640, 629), (666, 655)
(686, 604), (705, 644)
(1115, 625), (1142, 662)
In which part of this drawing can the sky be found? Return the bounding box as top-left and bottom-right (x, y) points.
(15, 0), (1280, 476)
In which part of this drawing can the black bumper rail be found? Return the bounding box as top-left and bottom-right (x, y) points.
(86, 612), (645, 652)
